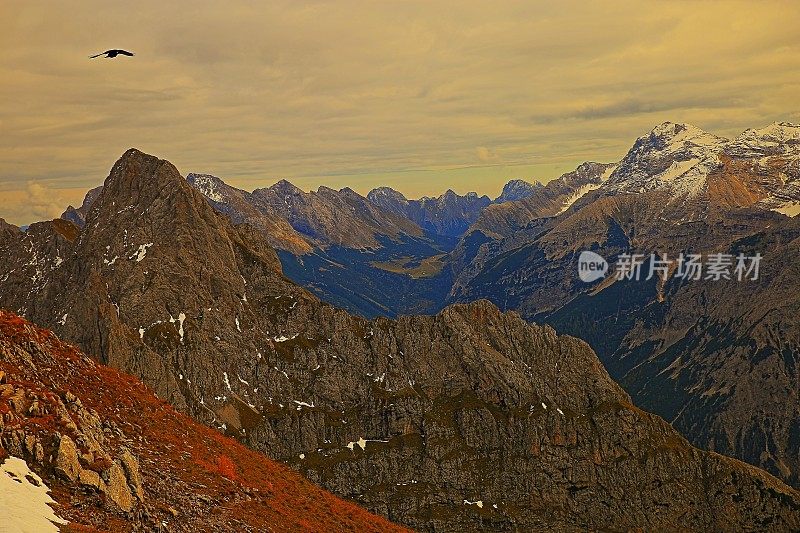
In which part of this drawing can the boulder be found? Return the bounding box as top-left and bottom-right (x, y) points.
(54, 435), (81, 481)
(104, 462), (135, 512)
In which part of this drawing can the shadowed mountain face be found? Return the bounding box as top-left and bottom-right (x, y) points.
(449, 121), (800, 488)
(3, 148), (800, 531)
(0, 311), (408, 532)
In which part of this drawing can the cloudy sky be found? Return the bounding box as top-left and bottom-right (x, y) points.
(1, 0), (799, 225)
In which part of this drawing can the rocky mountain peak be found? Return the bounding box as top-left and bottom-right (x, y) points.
(605, 122), (727, 197)
(268, 179), (303, 196)
(495, 179), (542, 203)
(367, 186), (409, 206)
(337, 186), (359, 196)
(82, 149), (216, 242)
(646, 121), (727, 148)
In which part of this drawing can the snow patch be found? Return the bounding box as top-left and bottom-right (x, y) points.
(600, 164), (617, 181)
(773, 201), (800, 217)
(0, 456), (67, 532)
(345, 436), (387, 451)
(191, 174), (226, 203)
(557, 183), (601, 215)
(463, 499), (484, 509)
(169, 312), (186, 343)
(130, 243), (153, 262)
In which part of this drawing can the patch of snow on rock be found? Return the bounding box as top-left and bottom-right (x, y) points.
(190, 174), (226, 203)
(557, 183), (602, 214)
(463, 499), (484, 509)
(0, 456), (68, 532)
(131, 243), (153, 262)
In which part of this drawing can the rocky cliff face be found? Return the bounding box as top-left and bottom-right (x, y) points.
(0, 310), (405, 532)
(3, 148), (800, 531)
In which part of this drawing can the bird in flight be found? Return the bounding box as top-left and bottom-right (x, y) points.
(89, 49), (135, 59)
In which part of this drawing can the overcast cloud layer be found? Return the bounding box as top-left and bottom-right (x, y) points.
(1, 0), (799, 225)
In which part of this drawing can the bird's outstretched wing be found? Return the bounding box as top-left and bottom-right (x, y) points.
(88, 49), (134, 59)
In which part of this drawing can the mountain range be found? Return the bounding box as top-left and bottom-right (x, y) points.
(175, 121), (800, 490)
(0, 144), (798, 529)
(449, 121), (800, 489)
(1, 120), (799, 530)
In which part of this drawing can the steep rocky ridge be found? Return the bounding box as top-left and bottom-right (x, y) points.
(191, 175), (425, 250)
(468, 162), (616, 240)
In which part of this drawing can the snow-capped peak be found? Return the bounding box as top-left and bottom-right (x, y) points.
(604, 122), (727, 197)
(643, 122), (728, 151)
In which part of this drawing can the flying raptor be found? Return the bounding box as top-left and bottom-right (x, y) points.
(89, 49), (135, 59)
